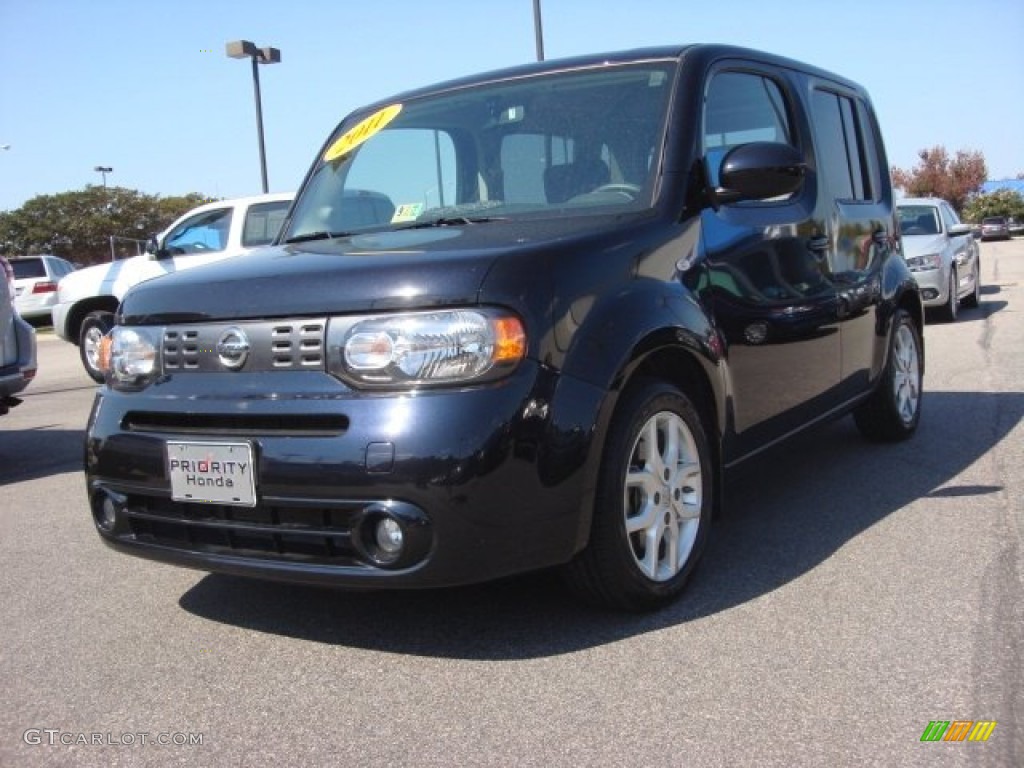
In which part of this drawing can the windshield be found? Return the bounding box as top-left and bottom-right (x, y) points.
(897, 205), (940, 235)
(284, 62), (675, 242)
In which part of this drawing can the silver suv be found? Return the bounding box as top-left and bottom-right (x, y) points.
(0, 256), (37, 415)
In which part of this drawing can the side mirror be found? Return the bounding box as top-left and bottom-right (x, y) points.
(710, 142), (806, 206)
(948, 223), (973, 237)
(146, 237), (171, 260)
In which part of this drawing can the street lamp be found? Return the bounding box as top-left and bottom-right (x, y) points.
(533, 0), (545, 61)
(226, 40), (281, 194)
(94, 165), (113, 188)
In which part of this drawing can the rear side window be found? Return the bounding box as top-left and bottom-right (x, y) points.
(703, 71), (794, 188)
(242, 200), (291, 247)
(810, 90), (876, 202)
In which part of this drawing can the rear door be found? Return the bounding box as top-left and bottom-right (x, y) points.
(806, 83), (895, 396)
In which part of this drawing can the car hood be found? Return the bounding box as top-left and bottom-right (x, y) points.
(119, 226), (535, 323)
(901, 233), (950, 260)
(58, 256), (148, 301)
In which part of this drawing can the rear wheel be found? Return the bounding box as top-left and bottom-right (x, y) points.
(854, 309), (922, 442)
(79, 311), (114, 383)
(564, 379), (712, 611)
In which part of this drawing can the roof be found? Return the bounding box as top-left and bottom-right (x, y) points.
(345, 44), (865, 123)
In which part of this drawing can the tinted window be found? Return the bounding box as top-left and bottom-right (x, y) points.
(811, 90), (873, 202)
(242, 200), (291, 247)
(11, 259), (45, 279)
(703, 71), (793, 188)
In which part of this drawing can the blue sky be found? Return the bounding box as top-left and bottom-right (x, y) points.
(1, 0), (1022, 212)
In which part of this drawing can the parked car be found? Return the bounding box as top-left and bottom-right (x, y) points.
(1009, 218), (1023, 237)
(53, 192), (293, 381)
(0, 256), (37, 415)
(10, 254), (77, 323)
(980, 216), (1011, 241)
(896, 197), (980, 321)
(86, 45), (923, 611)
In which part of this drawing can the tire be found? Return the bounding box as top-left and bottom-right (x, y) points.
(564, 379), (713, 611)
(853, 309), (922, 442)
(962, 259), (981, 309)
(79, 310), (115, 383)
(939, 267), (958, 322)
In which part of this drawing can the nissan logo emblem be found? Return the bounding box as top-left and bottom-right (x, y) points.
(216, 327), (250, 370)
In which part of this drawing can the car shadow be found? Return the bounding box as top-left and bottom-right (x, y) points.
(925, 295), (1007, 325)
(0, 426), (84, 486)
(177, 391), (1023, 659)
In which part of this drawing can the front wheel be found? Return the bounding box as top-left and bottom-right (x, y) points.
(564, 380), (713, 611)
(79, 311), (115, 383)
(939, 267), (958, 322)
(853, 309), (922, 442)
(962, 259), (981, 309)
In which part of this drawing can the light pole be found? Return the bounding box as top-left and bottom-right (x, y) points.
(94, 165), (113, 188)
(533, 0), (544, 61)
(226, 40), (281, 194)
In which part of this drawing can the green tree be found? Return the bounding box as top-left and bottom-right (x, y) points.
(0, 187), (214, 266)
(891, 147), (987, 214)
(962, 188), (1024, 224)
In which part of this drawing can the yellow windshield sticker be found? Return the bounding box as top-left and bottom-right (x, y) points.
(391, 203), (424, 223)
(323, 104), (402, 162)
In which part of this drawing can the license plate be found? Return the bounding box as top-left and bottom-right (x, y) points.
(167, 441), (256, 507)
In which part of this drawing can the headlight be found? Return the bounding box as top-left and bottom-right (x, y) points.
(904, 252), (941, 272)
(101, 326), (161, 389)
(328, 309), (526, 388)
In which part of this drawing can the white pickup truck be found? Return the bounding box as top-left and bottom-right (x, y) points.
(54, 192), (293, 380)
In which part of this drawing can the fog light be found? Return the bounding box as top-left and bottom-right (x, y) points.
(92, 491), (124, 532)
(351, 501), (431, 569)
(375, 517), (404, 555)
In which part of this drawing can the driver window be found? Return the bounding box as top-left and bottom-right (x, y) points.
(703, 71), (793, 188)
(164, 208), (232, 254)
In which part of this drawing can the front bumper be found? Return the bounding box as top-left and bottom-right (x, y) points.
(908, 268), (947, 307)
(85, 363), (607, 588)
(14, 293), (58, 321)
(51, 300), (74, 342)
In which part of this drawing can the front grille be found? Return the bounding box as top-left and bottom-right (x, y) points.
(161, 318), (328, 373)
(123, 496), (365, 566)
(270, 322), (325, 368)
(163, 330), (201, 370)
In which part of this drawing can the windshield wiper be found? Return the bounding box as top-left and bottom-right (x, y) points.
(398, 215), (507, 230)
(283, 230), (354, 244)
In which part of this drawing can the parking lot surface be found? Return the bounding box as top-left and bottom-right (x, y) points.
(2, 239), (1021, 767)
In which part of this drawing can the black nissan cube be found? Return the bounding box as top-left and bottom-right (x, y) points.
(87, 45), (924, 611)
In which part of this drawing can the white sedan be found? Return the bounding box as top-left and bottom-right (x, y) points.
(897, 197), (980, 322)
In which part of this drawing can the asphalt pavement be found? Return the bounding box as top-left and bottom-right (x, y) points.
(1, 239), (1021, 767)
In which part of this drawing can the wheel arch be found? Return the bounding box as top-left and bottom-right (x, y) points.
(65, 296), (119, 346)
(573, 331), (727, 553)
